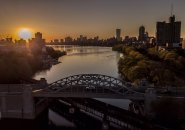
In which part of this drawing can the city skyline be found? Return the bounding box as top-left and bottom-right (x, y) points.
(0, 0), (185, 41)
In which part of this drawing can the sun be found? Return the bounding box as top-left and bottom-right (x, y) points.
(18, 28), (32, 40)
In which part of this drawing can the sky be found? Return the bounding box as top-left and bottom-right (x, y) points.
(0, 0), (185, 41)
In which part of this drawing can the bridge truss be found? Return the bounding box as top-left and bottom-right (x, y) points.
(33, 74), (144, 100)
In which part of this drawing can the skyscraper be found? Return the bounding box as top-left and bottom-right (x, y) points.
(35, 32), (42, 40)
(138, 26), (145, 42)
(116, 29), (122, 41)
(156, 15), (181, 48)
(29, 32), (45, 54)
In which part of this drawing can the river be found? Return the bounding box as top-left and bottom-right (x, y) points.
(33, 45), (131, 128)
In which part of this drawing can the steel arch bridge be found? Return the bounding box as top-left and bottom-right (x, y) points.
(33, 74), (145, 100)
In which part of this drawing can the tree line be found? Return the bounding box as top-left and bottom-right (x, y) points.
(113, 45), (185, 87)
(0, 47), (66, 84)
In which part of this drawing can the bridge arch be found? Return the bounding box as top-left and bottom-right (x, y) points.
(34, 74), (144, 100)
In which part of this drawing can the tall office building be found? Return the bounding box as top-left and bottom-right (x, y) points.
(116, 29), (122, 41)
(138, 26), (146, 42)
(35, 32), (42, 40)
(29, 32), (45, 54)
(156, 15), (181, 48)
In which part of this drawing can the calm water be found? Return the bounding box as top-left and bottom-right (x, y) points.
(34, 46), (120, 82)
(33, 46), (131, 128)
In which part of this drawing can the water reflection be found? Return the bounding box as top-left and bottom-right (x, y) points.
(34, 46), (121, 83)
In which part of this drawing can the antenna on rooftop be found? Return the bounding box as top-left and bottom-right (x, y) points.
(171, 3), (174, 16)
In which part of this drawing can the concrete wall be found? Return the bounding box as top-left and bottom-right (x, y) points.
(0, 85), (35, 119)
(0, 93), (23, 119)
(0, 84), (50, 120)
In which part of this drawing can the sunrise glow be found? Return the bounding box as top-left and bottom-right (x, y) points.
(18, 28), (32, 40)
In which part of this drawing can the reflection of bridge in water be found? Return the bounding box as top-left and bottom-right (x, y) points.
(33, 74), (145, 100)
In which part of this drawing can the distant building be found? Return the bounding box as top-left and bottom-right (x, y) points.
(124, 36), (137, 44)
(94, 36), (99, 42)
(124, 36), (129, 41)
(138, 26), (149, 43)
(29, 32), (46, 54)
(138, 26), (145, 41)
(156, 15), (181, 48)
(60, 39), (64, 44)
(116, 29), (122, 41)
(0, 37), (14, 45)
(65, 36), (73, 44)
(35, 32), (42, 40)
(76, 35), (88, 45)
(6, 38), (13, 43)
(182, 40), (185, 50)
(79, 35), (87, 42)
(106, 37), (117, 46)
(54, 39), (59, 44)
(15, 39), (27, 46)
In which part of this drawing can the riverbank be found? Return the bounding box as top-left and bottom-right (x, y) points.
(41, 47), (66, 69)
(0, 46), (66, 84)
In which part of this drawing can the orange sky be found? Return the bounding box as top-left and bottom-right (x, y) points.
(0, 0), (185, 41)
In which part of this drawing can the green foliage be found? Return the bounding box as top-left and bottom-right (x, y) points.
(46, 47), (66, 59)
(0, 46), (66, 83)
(112, 44), (124, 52)
(0, 51), (42, 83)
(116, 45), (185, 87)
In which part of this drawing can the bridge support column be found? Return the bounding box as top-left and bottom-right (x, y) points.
(22, 87), (35, 119)
(0, 93), (7, 118)
(102, 112), (110, 130)
(144, 88), (157, 117)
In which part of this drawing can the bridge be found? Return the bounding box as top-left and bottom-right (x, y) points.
(0, 73), (184, 130)
(0, 74), (171, 120)
(33, 74), (145, 100)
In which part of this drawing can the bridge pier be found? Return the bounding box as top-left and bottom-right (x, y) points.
(0, 86), (35, 119)
(144, 88), (157, 117)
(0, 93), (7, 118)
(102, 114), (110, 130)
(0, 84), (51, 130)
(22, 87), (35, 119)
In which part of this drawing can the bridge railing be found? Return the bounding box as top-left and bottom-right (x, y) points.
(0, 84), (39, 93)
